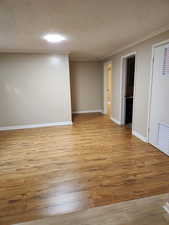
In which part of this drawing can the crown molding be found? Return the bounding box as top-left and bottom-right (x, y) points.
(100, 25), (169, 61)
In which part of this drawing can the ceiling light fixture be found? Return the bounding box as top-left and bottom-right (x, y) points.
(43, 33), (66, 43)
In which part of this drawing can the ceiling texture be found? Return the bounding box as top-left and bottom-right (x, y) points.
(0, 0), (169, 61)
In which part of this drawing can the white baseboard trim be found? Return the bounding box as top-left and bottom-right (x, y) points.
(110, 117), (122, 125)
(0, 121), (73, 131)
(132, 130), (148, 143)
(72, 110), (103, 114)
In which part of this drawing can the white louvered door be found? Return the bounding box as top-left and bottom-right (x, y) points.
(149, 42), (169, 156)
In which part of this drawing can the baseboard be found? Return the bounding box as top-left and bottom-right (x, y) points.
(132, 130), (148, 143)
(110, 117), (122, 125)
(72, 110), (102, 114)
(0, 121), (73, 131)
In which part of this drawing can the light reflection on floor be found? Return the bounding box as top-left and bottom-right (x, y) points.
(42, 174), (89, 215)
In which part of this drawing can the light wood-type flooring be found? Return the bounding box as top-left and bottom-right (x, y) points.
(0, 113), (169, 224)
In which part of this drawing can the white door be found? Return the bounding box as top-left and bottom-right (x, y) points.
(149, 42), (169, 156)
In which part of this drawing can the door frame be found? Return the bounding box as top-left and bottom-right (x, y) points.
(120, 52), (137, 127)
(148, 39), (169, 142)
(103, 60), (112, 115)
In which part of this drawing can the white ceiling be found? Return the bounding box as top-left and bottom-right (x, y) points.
(0, 0), (169, 61)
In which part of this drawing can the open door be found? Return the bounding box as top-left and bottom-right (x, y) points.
(106, 64), (112, 117)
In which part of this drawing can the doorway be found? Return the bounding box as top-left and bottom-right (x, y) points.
(121, 53), (136, 128)
(103, 62), (112, 117)
(106, 64), (112, 117)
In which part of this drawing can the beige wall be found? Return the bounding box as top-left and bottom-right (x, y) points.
(0, 54), (72, 127)
(107, 30), (169, 139)
(70, 62), (103, 112)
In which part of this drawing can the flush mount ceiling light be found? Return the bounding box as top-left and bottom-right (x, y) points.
(43, 33), (66, 43)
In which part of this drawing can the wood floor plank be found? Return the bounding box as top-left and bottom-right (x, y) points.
(0, 113), (169, 224)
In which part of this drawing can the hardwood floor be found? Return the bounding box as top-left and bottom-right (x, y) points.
(0, 113), (169, 225)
